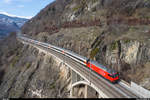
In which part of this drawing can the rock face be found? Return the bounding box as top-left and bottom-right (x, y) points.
(21, 0), (150, 90)
(96, 40), (150, 83)
(121, 41), (140, 64)
(0, 34), (71, 98)
(0, 0), (150, 98)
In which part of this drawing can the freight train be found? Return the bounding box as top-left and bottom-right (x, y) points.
(19, 36), (119, 83)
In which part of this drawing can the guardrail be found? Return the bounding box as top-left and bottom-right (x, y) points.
(131, 82), (150, 98)
(119, 80), (150, 98)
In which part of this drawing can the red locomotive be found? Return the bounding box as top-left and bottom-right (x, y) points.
(23, 36), (119, 83)
(85, 59), (119, 83)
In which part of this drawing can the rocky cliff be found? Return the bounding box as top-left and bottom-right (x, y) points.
(22, 0), (150, 89)
(0, 33), (71, 98)
(0, 0), (150, 98)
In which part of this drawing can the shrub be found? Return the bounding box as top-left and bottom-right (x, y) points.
(26, 63), (31, 69)
(72, 5), (82, 12)
(10, 56), (19, 67)
(124, 39), (131, 44)
(110, 42), (118, 50)
(90, 48), (99, 59)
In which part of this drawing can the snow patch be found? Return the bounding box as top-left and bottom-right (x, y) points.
(0, 11), (32, 19)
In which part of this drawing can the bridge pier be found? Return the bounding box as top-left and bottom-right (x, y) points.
(99, 93), (102, 98)
(70, 70), (100, 98)
(70, 86), (73, 97)
(84, 85), (88, 98)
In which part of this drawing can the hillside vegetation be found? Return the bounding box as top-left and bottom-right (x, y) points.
(0, 0), (150, 98)
(22, 0), (150, 89)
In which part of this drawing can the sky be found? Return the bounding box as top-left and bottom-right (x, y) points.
(0, 0), (55, 19)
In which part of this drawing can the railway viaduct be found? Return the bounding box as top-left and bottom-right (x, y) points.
(18, 35), (139, 98)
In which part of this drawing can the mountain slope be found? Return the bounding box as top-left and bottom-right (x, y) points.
(0, 0), (150, 98)
(0, 14), (28, 28)
(0, 32), (71, 98)
(22, 0), (150, 89)
(0, 14), (28, 39)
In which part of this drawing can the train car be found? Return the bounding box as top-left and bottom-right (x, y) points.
(19, 35), (119, 83)
(85, 60), (119, 83)
(49, 43), (119, 83)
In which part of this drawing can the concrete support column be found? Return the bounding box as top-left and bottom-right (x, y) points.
(70, 87), (74, 97)
(98, 93), (102, 98)
(84, 85), (88, 98)
(70, 70), (73, 97)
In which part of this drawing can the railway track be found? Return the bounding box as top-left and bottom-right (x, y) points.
(35, 42), (138, 98)
(18, 36), (139, 98)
